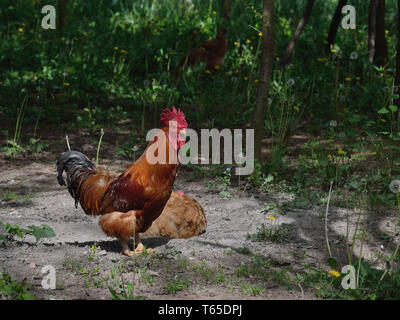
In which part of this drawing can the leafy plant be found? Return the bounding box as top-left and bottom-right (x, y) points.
(0, 222), (56, 243)
(0, 270), (35, 300)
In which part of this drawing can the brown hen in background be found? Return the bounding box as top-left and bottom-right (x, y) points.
(179, 28), (227, 72)
(140, 191), (207, 239)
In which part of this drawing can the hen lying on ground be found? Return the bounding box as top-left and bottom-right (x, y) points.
(140, 191), (207, 239)
(179, 28), (227, 73)
(56, 107), (189, 256)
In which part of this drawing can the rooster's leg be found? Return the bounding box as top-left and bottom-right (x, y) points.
(98, 210), (156, 256)
(119, 238), (156, 256)
(120, 239), (135, 257)
(133, 241), (157, 254)
(132, 234), (157, 254)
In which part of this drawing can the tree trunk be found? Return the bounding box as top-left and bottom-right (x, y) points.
(374, 0), (388, 66)
(368, 0), (378, 63)
(394, 0), (400, 108)
(221, 0), (230, 21)
(326, 0), (348, 52)
(58, 0), (67, 30)
(279, 0), (315, 67)
(251, 0), (275, 162)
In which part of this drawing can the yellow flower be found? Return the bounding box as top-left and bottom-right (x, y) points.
(317, 57), (327, 63)
(380, 118), (387, 123)
(83, 32), (88, 36)
(371, 152), (377, 156)
(356, 76), (360, 81)
(61, 37), (65, 41)
(234, 41), (239, 46)
(337, 149), (346, 156)
(205, 70), (212, 74)
(212, 11), (217, 15)
(246, 39), (251, 44)
(244, 77), (248, 80)
(328, 270), (340, 278)
(113, 46), (119, 50)
(294, 106), (300, 112)
(331, 49), (338, 53)
(63, 82), (70, 87)
(385, 30), (389, 34)
(214, 65), (220, 70)
(258, 32), (263, 37)
(328, 154), (333, 159)
(120, 49), (128, 54)
(360, 41), (365, 45)
(268, 216), (276, 220)
(345, 77), (351, 82)
(254, 79), (259, 83)
(18, 28), (23, 33)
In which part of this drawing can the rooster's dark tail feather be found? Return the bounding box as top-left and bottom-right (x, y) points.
(56, 150), (96, 208)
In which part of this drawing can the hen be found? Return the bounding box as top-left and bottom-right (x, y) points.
(56, 107), (188, 256)
(140, 191), (207, 239)
(179, 28), (227, 72)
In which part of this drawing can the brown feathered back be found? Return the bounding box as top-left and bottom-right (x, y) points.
(140, 192), (207, 239)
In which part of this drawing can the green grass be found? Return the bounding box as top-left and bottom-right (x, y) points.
(2, 191), (18, 201)
(164, 277), (190, 294)
(247, 223), (295, 243)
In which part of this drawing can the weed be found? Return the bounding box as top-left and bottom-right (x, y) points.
(0, 270), (35, 300)
(247, 223), (294, 243)
(240, 283), (264, 296)
(164, 277), (190, 294)
(2, 191), (18, 201)
(0, 221), (55, 243)
(235, 264), (249, 278)
(140, 268), (154, 286)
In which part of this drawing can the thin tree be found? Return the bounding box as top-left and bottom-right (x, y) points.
(374, 0), (388, 66)
(326, 0), (348, 52)
(58, 0), (67, 30)
(251, 0), (275, 162)
(368, 0), (378, 63)
(221, 0), (230, 22)
(279, 0), (315, 68)
(394, 0), (400, 109)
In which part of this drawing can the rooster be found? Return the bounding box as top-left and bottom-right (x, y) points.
(140, 191), (207, 239)
(179, 28), (227, 72)
(56, 107), (188, 256)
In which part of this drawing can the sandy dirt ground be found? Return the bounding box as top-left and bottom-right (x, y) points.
(0, 146), (398, 300)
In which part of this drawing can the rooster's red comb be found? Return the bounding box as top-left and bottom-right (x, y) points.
(160, 106), (188, 129)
